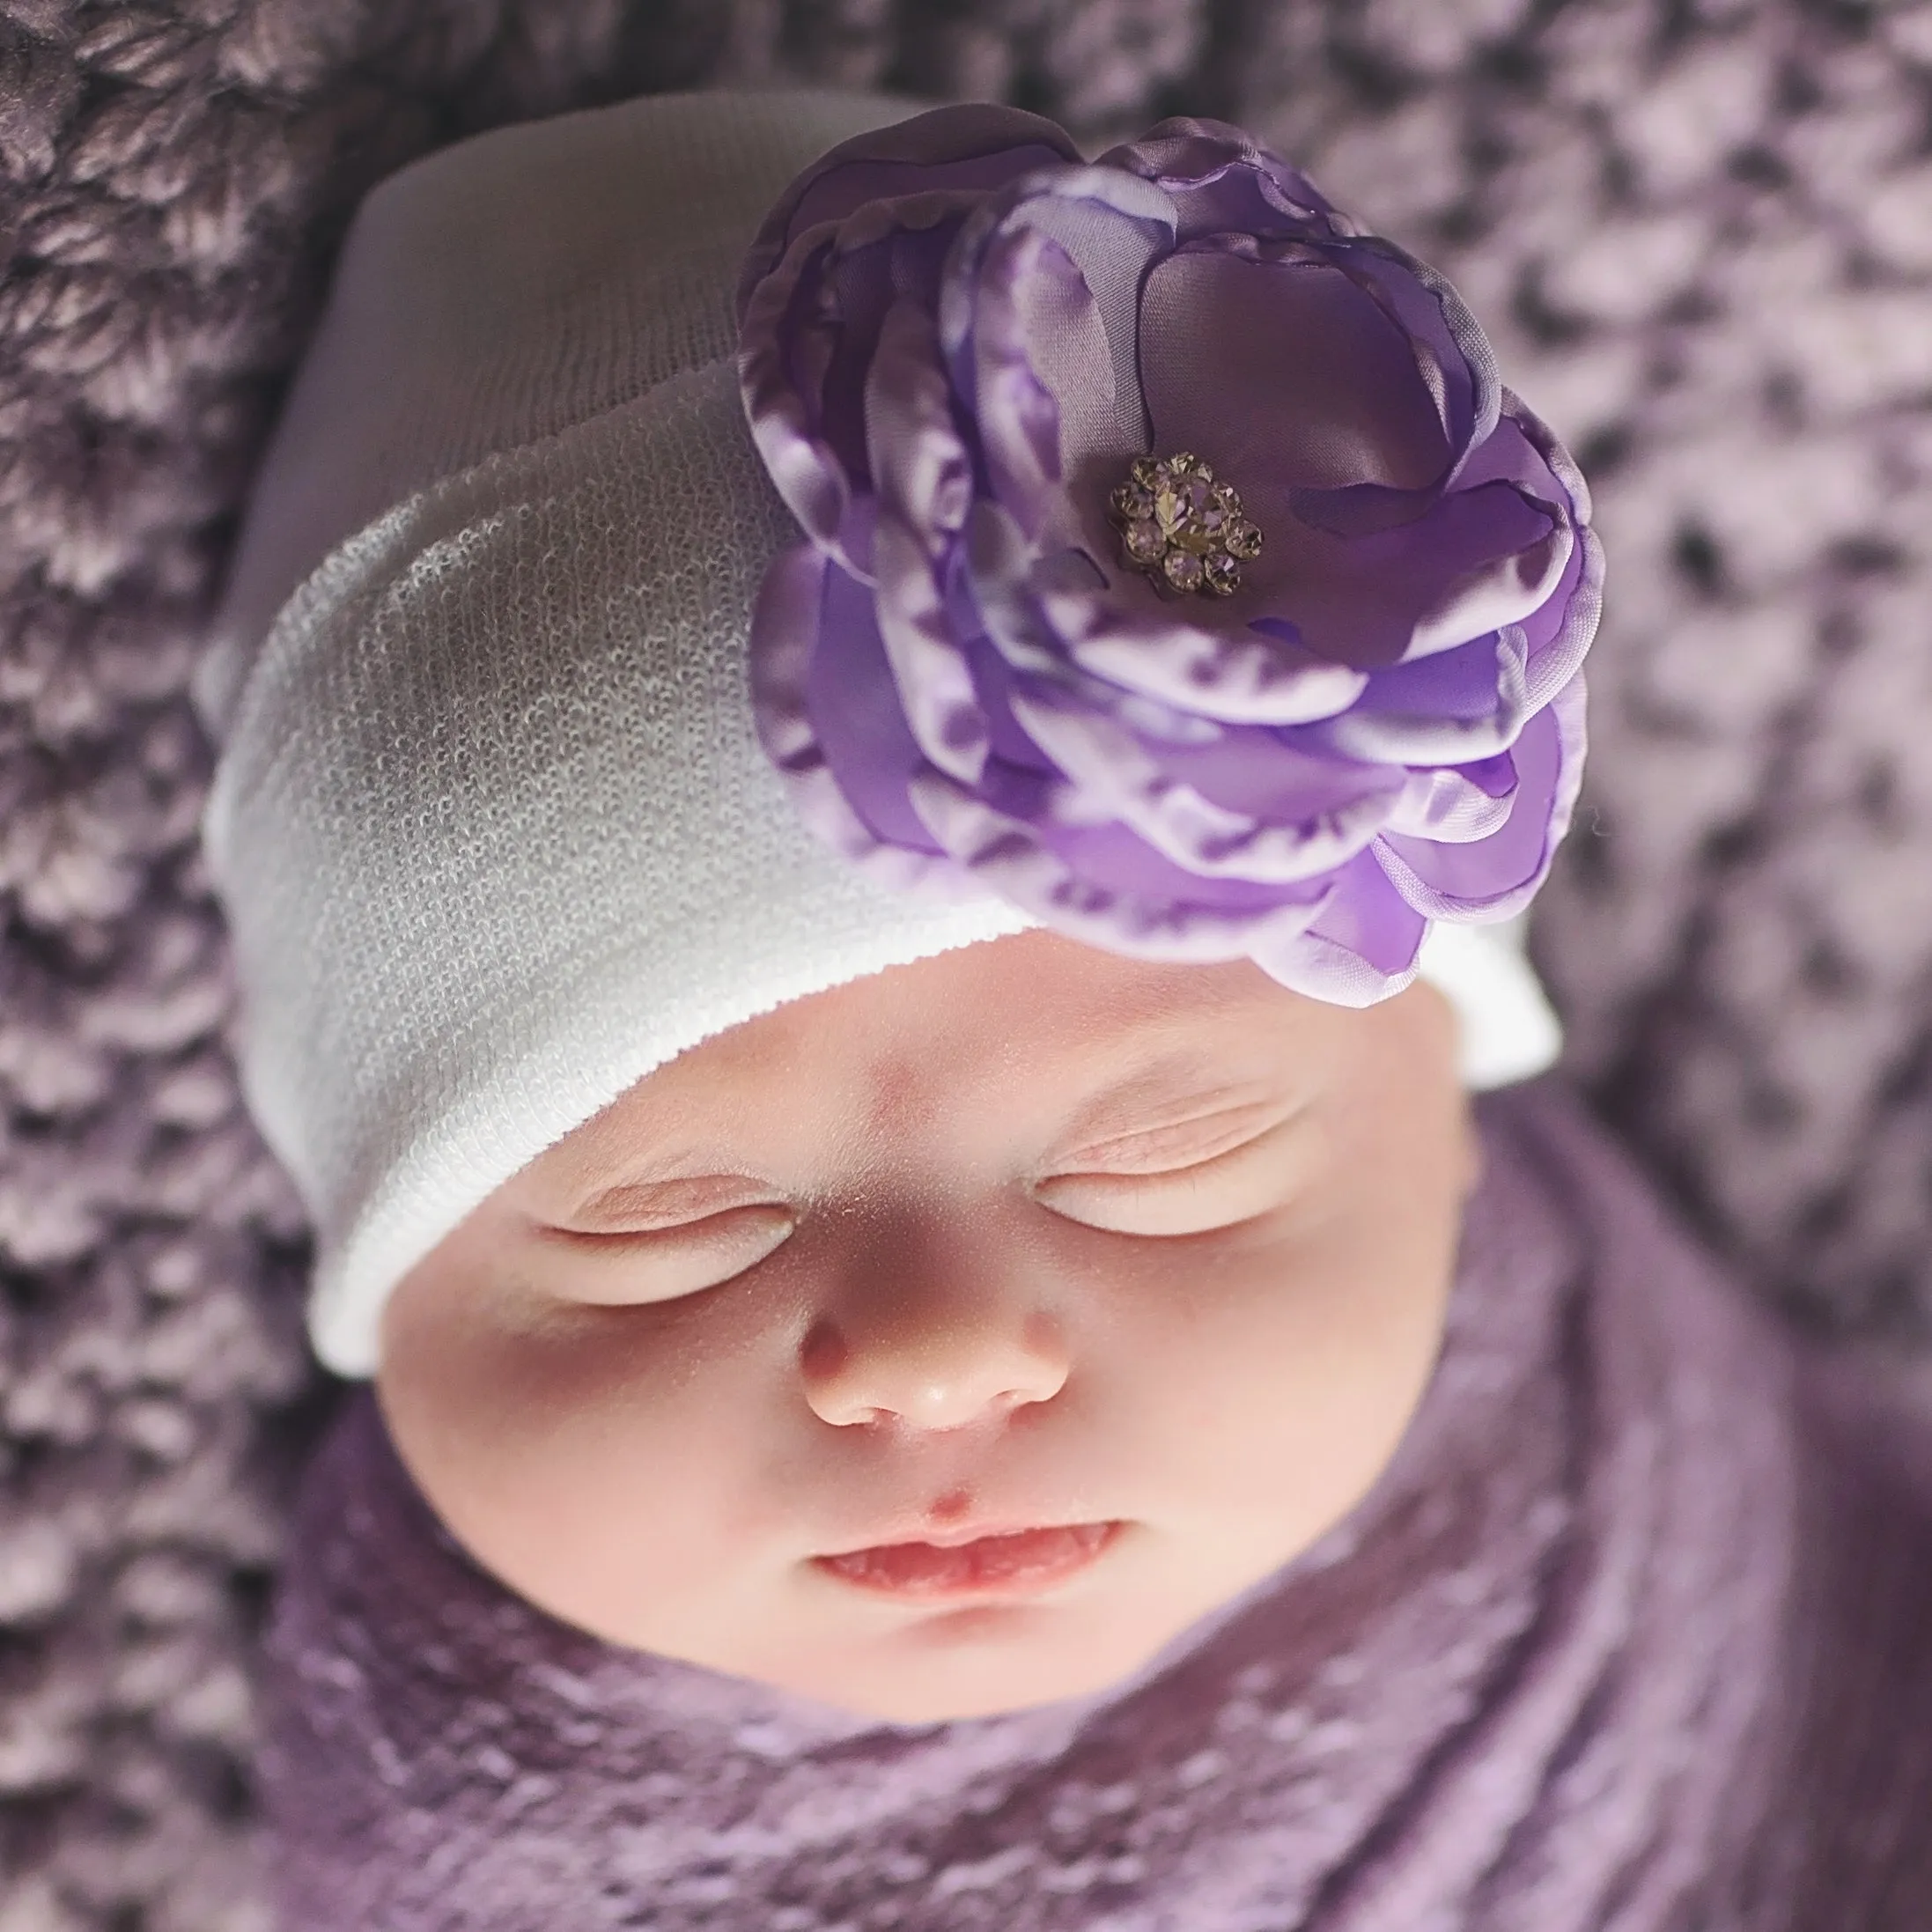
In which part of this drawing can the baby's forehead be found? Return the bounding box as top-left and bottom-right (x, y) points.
(715, 936), (1293, 1058)
(548, 963), (1324, 1184)
(660, 952), (1298, 1105)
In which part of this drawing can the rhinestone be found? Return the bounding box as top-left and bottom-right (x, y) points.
(1203, 552), (1242, 596)
(1189, 490), (1228, 550)
(1152, 476), (1185, 534)
(1115, 454), (1261, 595)
(1163, 549), (1205, 592)
(1156, 473), (1224, 546)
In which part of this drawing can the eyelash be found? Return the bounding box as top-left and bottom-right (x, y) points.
(1029, 1114), (1302, 1237)
(542, 1111), (1297, 1304)
(536, 1205), (798, 1307)
(1046, 1099), (1287, 1177)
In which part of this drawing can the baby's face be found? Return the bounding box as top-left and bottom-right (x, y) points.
(378, 929), (1478, 1723)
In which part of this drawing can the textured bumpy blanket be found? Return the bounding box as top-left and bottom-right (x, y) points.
(6, 4), (1932, 1928)
(262, 1079), (1932, 1930)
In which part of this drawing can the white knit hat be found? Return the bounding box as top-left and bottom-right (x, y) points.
(195, 88), (1563, 1379)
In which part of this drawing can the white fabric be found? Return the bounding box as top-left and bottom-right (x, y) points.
(196, 88), (1565, 1380)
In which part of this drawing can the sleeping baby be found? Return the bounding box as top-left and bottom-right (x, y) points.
(193, 86), (1932, 1931)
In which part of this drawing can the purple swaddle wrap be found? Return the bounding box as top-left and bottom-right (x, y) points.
(259, 1077), (1932, 1930)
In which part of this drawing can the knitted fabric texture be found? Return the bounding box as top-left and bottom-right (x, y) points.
(258, 1079), (1932, 1930)
(11, 11), (1932, 1929)
(196, 87), (1562, 1378)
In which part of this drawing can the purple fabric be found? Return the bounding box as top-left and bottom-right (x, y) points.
(257, 1078), (1932, 1929)
(735, 107), (1603, 1006)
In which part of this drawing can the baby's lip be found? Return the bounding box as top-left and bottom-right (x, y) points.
(819, 1515), (1103, 1555)
(810, 1521), (1124, 1600)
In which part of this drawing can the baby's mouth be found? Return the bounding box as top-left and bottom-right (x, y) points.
(812, 1522), (1122, 1598)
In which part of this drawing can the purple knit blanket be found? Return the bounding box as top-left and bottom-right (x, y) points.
(257, 1076), (1932, 1930)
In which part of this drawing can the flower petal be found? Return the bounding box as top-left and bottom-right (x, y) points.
(1138, 247), (1451, 498)
(734, 102), (1084, 320)
(741, 213), (966, 581)
(748, 542), (965, 903)
(940, 162), (1174, 483)
(907, 765), (1336, 962)
(1311, 236), (1501, 483)
(962, 496), (1373, 726)
(1375, 669), (1589, 918)
(1007, 682), (1401, 882)
(967, 224), (1081, 540)
(864, 300), (991, 785)
(1493, 394), (1604, 707)
(1095, 117), (1352, 246)
(1383, 755), (1519, 843)
(1239, 477), (1566, 674)
(1250, 847), (1430, 1004)
(1315, 626), (1531, 765)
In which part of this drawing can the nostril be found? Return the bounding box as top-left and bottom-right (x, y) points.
(800, 1317), (848, 1383)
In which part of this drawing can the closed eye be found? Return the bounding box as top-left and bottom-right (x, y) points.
(535, 1203), (796, 1305)
(1029, 1106), (1314, 1237)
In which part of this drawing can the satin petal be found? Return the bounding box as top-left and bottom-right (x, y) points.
(1007, 684), (1400, 883)
(748, 542), (960, 898)
(1376, 672), (1589, 918)
(735, 102), (1083, 321)
(1316, 627), (1532, 765)
(907, 765), (1335, 961)
(1384, 756), (1519, 844)
(864, 300), (991, 785)
(1252, 848), (1431, 1004)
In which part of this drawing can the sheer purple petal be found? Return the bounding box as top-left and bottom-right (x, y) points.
(1006, 682), (1402, 882)
(1384, 756), (1519, 844)
(907, 766), (1336, 961)
(735, 103), (1082, 321)
(1252, 848), (1431, 1004)
(1139, 249), (1449, 498)
(741, 214), (965, 579)
(748, 542), (970, 906)
(965, 225), (1080, 540)
(1375, 671), (1589, 918)
(1093, 117), (1351, 245)
(940, 164), (1174, 482)
(965, 499), (1373, 726)
(1314, 627), (1531, 765)
(863, 300), (991, 785)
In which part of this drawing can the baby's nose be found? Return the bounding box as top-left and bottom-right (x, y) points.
(800, 1301), (1070, 1431)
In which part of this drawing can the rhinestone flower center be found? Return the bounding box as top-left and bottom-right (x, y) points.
(1109, 453), (1263, 598)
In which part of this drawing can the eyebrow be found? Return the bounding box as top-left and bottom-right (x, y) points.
(1048, 1041), (1287, 1152)
(559, 1025), (1289, 1216)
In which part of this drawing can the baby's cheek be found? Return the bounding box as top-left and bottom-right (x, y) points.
(374, 1266), (772, 1647)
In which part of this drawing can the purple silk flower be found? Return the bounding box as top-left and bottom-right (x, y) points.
(734, 103), (1603, 1005)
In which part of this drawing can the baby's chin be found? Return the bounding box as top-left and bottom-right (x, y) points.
(484, 1510), (1321, 1728)
(730, 1565), (1170, 1724)
(799, 1638), (1150, 1725)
